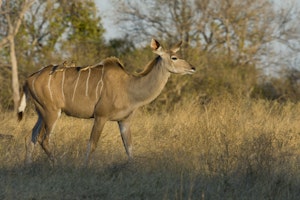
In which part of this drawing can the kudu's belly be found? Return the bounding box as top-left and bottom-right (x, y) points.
(62, 101), (96, 118)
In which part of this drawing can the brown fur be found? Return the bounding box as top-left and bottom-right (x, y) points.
(135, 56), (161, 76)
(100, 56), (125, 70)
(18, 39), (195, 166)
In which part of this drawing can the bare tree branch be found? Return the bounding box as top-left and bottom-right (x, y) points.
(0, 0), (35, 111)
(0, 0), (35, 48)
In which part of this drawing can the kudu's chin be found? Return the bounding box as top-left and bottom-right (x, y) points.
(186, 69), (196, 74)
(182, 67), (196, 75)
(171, 68), (196, 75)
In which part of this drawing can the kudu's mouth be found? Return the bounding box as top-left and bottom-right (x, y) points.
(186, 66), (196, 74)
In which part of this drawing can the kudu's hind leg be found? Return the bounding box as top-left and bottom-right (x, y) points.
(85, 116), (107, 166)
(25, 114), (43, 165)
(39, 110), (61, 165)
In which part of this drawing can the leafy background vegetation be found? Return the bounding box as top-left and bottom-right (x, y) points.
(0, 0), (300, 199)
(0, 0), (300, 110)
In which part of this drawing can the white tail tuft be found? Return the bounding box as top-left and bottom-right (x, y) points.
(17, 93), (27, 121)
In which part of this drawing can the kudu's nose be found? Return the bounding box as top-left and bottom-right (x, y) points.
(186, 65), (196, 74)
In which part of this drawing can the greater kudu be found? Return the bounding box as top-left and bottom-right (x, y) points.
(18, 39), (195, 165)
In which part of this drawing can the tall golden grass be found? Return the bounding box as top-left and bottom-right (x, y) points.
(0, 97), (299, 199)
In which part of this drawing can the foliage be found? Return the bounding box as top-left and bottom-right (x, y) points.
(111, 0), (300, 106)
(113, 0), (275, 62)
(0, 0), (300, 110)
(253, 68), (300, 102)
(0, 0), (107, 109)
(16, 0), (106, 68)
(60, 0), (107, 65)
(0, 0), (35, 111)
(0, 66), (12, 110)
(108, 35), (135, 58)
(0, 1), (299, 198)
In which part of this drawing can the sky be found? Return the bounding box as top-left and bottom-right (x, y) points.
(95, 0), (120, 40)
(95, 0), (300, 75)
(96, 0), (300, 40)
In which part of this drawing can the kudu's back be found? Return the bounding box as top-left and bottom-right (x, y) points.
(23, 59), (126, 119)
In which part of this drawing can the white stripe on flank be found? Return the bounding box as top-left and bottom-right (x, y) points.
(85, 68), (91, 96)
(18, 93), (26, 113)
(72, 70), (81, 102)
(95, 80), (101, 99)
(95, 66), (105, 100)
(48, 75), (53, 101)
(61, 70), (66, 101)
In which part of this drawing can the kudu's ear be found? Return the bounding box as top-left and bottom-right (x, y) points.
(171, 41), (182, 53)
(151, 38), (164, 55)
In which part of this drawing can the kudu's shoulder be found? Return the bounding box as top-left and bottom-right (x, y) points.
(100, 57), (125, 70)
(94, 57), (132, 77)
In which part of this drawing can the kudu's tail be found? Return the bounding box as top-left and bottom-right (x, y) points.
(17, 83), (28, 121)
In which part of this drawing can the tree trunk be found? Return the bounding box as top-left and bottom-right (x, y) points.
(8, 36), (20, 112)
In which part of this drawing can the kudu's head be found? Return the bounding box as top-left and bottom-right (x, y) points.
(151, 39), (196, 74)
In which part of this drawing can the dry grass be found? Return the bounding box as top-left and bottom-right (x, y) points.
(0, 97), (299, 199)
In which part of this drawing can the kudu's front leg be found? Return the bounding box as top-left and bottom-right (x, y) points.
(85, 116), (107, 166)
(118, 114), (134, 160)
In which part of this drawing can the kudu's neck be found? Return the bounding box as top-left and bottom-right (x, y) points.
(129, 56), (171, 106)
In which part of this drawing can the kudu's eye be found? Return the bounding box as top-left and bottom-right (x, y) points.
(171, 56), (178, 60)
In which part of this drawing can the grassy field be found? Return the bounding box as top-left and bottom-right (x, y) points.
(0, 97), (299, 199)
